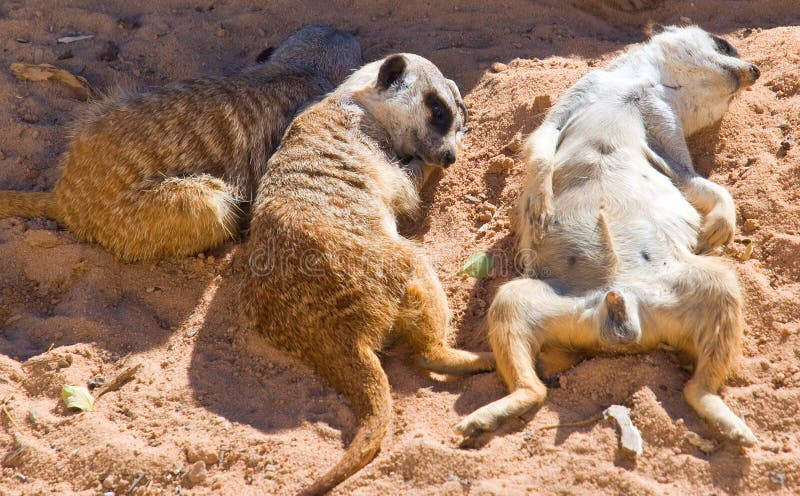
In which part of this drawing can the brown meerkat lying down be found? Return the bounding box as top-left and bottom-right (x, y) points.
(0, 24), (361, 261)
(241, 53), (494, 495)
(456, 26), (760, 447)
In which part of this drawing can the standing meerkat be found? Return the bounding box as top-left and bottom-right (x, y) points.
(456, 26), (760, 447)
(0, 24), (361, 261)
(241, 53), (493, 495)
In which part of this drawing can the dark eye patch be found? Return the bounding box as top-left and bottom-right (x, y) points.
(424, 92), (454, 135)
(712, 35), (738, 57)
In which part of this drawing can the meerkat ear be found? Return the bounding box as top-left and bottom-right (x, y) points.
(376, 54), (407, 90)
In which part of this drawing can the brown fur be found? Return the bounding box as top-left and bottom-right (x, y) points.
(0, 24), (361, 261)
(240, 54), (492, 495)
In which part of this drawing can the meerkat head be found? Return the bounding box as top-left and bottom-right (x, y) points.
(645, 25), (760, 133)
(266, 24), (362, 86)
(349, 53), (468, 168)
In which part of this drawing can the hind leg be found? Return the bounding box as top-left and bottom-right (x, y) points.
(648, 257), (756, 446)
(456, 278), (591, 436)
(537, 347), (585, 378)
(395, 261), (494, 375)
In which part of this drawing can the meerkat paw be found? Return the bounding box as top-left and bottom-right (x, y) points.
(455, 388), (544, 437)
(696, 210), (735, 253)
(525, 190), (554, 241)
(722, 418), (757, 447)
(454, 406), (502, 437)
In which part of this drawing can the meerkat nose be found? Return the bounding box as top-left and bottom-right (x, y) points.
(748, 64), (760, 80)
(441, 150), (456, 167)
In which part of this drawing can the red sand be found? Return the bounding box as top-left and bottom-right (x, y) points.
(1, 1), (799, 494)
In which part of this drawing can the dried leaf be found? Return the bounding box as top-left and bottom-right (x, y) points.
(459, 252), (493, 278)
(738, 241), (754, 261)
(61, 385), (94, 412)
(10, 62), (98, 101)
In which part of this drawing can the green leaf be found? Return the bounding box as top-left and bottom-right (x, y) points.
(459, 252), (493, 278)
(61, 385), (94, 412)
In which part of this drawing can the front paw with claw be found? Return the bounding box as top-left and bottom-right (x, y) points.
(722, 417), (757, 447)
(696, 208), (735, 253)
(523, 189), (554, 242)
(455, 407), (501, 437)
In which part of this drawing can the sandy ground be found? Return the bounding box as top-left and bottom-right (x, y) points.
(1, 1), (799, 495)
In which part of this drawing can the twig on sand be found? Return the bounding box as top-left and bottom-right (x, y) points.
(2, 402), (21, 432)
(539, 414), (604, 430)
(95, 363), (143, 399)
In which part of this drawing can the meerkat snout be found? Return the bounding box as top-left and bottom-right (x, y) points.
(735, 63), (760, 87)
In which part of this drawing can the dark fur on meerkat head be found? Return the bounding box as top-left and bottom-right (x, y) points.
(264, 24), (362, 86)
(355, 53), (468, 169)
(646, 25), (760, 91)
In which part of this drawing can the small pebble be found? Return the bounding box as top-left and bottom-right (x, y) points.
(769, 471), (785, 485)
(464, 194), (481, 203)
(504, 132), (523, 154)
(476, 211), (492, 222)
(186, 461), (207, 484)
(487, 155), (515, 173)
(491, 62), (507, 73)
(743, 218), (760, 233)
(88, 376), (106, 389)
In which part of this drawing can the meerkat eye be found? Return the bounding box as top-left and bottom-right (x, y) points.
(712, 36), (737, 56)
(424, 93), (454, 134)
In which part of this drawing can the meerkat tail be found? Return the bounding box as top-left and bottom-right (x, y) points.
(299, 349), (392, 496)
(0, 191), (58, 220)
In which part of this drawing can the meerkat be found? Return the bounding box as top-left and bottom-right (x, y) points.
(455, 26), (761, 447)
(240, 53), (492, 495)
(0, 24), (361, 261)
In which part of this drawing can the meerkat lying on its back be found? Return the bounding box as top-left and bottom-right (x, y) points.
(0, 24), (361, 261)
(456, 26), (760, 447)
(241, 54), (492, 495)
